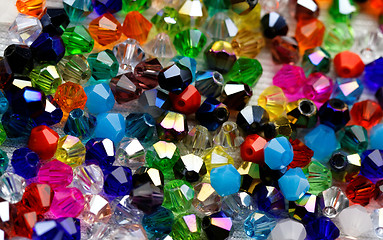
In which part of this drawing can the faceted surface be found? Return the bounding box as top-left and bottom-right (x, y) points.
(240, 134), (267, 164)
(62, 25), (94, 55)
(87, 50), (119, 80)
(244, 210), (276, 239)
(122, 11), (152, 44)
(286, 98), (318, 128)
(332, 78), (363, 105)
(0, 172), (26, 204)
(82, 195), (112, 224)
(146, 141), (180, 173)
(334, 51), (365, 78)
(273, 64), (306, 95)
(125, 113), (156, 144)
(8, 14), (42, 46)
(271, 36), (299, 64)
(270, 219), (306, 240)
(295, 19), (325, 55)
(157, 111), (188, 141)
(151, 7), (182, 34)
(103, 166), (133, 197)
(11, 148), (39, 179)
(173, 154), (207, 183)
(37, 159), (73, 190)
(231, 29), (265, 59)
(64, 108), (96, 141)
(236, 105), (269, 134)
(195, 70), (224, 98)
(171, 214), (202, 240)
(203, 146), (234, 173)
(196, 97), (230, 131)
(360, 149), (383, 179)
(304, 124), (338, 161)
(183, 125), (212, 156)
(288, 139), (313, 169)
(11, 86), (45, 119)
(329, 0), (356, 22)
(364, 57), (383, 89)
(371, 208), (383, 238)
(324, 22), (354, 53)
(349, 100), (383, 129)
(89, 13), (122, 46)
(30, 33), (65, 64)
(144, 33), (176, 59)
(57, 55), (92, 85)
(303, 72), (333, 104)
(318, 186), (349, 218)
(205, 40), (237, 73)
(318, 98), (350, 131)
(85, 138), (115, 170)
(346, 175), (374, 206)
(163, 179), (194, 213)
(178, 0), (207, 27)
(28, 125), (59, 160)
(339, 125), (368, 153)
(40, 8), (69, 36)
(112, 196), (144, 226)
(220, 82), (252, 111)
(227, 58), (262, 87)
(210, 164), (241, 197)
(16, 0), (46, 18)
(85, 83), (115, 114)
(221, 191), (256, 221)
(122, 0), (150, 12)
(4, 44), (33, 75)
(192, 182), (222, 216)
(134, 58), (163, 90)
(170, 85), (201, 115)
(110, 74), (142, 104)
(54, 82), (87, 117)
(337, 205), (372, 237)
(206, 12), (238, 40)
(306, 217), (340, 240)
(258, 86), (286, 120)
(138, 88), (171, 118)
(174, 29), (207, 58)
(264, 136), (294, 170)
(213, 121), (243, 151)
(94, 113), (125, 143)
(50, 187), (85, 218)
(56, 135), (86, 167)
(202, 211), (233, 240)
(158, 63), (193, 94)
(21, 183), (54, 215)
(116, 138), (145, 169)
(278, 168), (310, 201)
(63, 0), (93, 22)
(302, 47), (331, 77)
(261, 12), (288, 39)
(288, 193), (320, 223)
(29, 65), (62, 95)
(73, 164), (104, 195)
(142, 207), (174, 236)
(113, 39), (145, 72)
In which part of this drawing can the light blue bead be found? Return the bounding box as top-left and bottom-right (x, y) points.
(278, 168), (309, 201)
(84, 83), (115, 114)
(264, 137), (294, 170)
(331, 78), (363, 105)
(210, 164), (241, 197)
(304, 124), (338, 162)
(94, 113), (125, 144)
(244, 210), (277, 239)
(370, 124), (383, 150)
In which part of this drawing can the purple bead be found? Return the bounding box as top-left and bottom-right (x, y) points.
(56, 217), (81, 240)
(104, 166), (133, 197)
(11, 148), (40, 179)
(85, 138), (115, 170)
(92, 0), (122, 15)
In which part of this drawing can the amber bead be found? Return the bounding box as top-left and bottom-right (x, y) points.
(295, 0), (320, 21)
(16, 0), (46, 18)
(345, 175), (374, 206)
(122, 11), (152, 44)
(333, 51), (365, 78)
(295, 19), (325, 55)
(169, 85), (201, 115)
(231, 30), (265, 59)
(28, 125), (59, 161)
(53, 82), (87, 118)
(240, 134), (267, 164)
(349, 100), (383, 129)
(89, 13), (122, 46)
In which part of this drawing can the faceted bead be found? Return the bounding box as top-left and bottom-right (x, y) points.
(237, 161), (261, 194)
(323, 22), (354, 53)
(163, 179), (194, 213)
(125, 113), (156, 144)
(64, 108), (96, 141)
(337, 205), (372, 237)
(37, 159), (73, 189)
(329, 0), (356, 23)
(122, 0), (150, 12)
(192, 182), (222, 215)
(104, 166), (133, 197)
(370, 124), (383, 150)
(278, 168), (310, 201)
(329, 151), (361, 182)
(63, 0), (93, 22)
(345, 175), (374, 206)
(220, 82), (252, 111)
(8, 14), (43, 46)
(142, 207), (174, 236)
(306, 161), (332, 195)
(205, 41), (237, 73)
(302, 47), (331, 76)
(264, 137), (294, 170)
(202, 211), (232, 240)
(173, 29), (207, 59)
(82, 195), (112, 224)
(146, 141), (180, 173)
(30, 33), (65, 64)
(0, 60), (13, 90)
(116, 138), (145, 170)
(73, 164), (104, 195)
(318, 186), (349, 218)
(57, 55), (92, 85)
(144, 33), (176, 59)
(221, 191), (256, 221)
(231, 30), (265, 59)
(271, 36), (300, 64)
(110, 74), (142, 104)
(21, 183), (53, 214)
(295, 0), (320, 21)
(0, 172), (26, 204)
(259, 165), (283, 187)
(236, 105), (269, 134)
(28, 125), (59, 160)
(171, 214), (202, 240)
(203, 146), (234, 173)
(210, 164), (241, 196)
(376, 87), (383, 109)
(286, 98), (318, 128)
(134, 58), (162, 90)
(11, 207), (38, 238)
(39, 8), (69, 36)
(303, 73), (333, 104)
(11, 148), (39, 179)
(138, 88), (171, 118)
(158, 63), (193, 94)
(334, 51), (364, 78)
(261, 12), (288, 39)
(89, 13), (122, 46)
(111, 196), (144, 226)
(0, 123), (6, 146)
(240, 134), (267, 164)
(349, 100), (383, 129)
(258, 86), (287, 120)
(1, 111), (36, 138)
(295, 19), (325, 54)
(51, 187), (85, 218)
(271, 219), (306, 240)
(32, 220), (65, 240)
(16, 0), (46, 18)
(94, 113), (125, 143)
(182, 125), (212, 156)
(206, 12), (237, 40)
(371, 208), (383, 238)
(195, 71), (224, 98)
(365, 57), (383, 89)
(306, 217), (340, 240)
(318, 98), (350, 131)
(157, 111), (188, 141)
(55, 135), (86, 167)
(87, 50), (119, 80)
(288, 193), (320, 223)
(54, 82), (87, 117)
(244, 210), (277, 239)
(230, 0), (258, 15)
(85, 138), (115, 170)
(4, 44), (33, 75)
(169, 85), (201, 115)
(339, 125), (368, 153)
(122, 11), (152, 44)
(0, 91), (8, 116)
(195, 98), (227, 131)
(226, 58), (262, 87)
(84, 83), (115, 114)
(360, 149), (383, 179)
(205, 0), (230, 15)
(92, 0), (121, 15)
(113, 39), (145, 72)
(109, 224), (148, 239)
(304, 124), (338, 161)
(29, 65), (61, 98)
(151, 7), (182, 35)
(62, 25), (94, 55)
(0, 149), (8, 175)
(213, 121), (243, 151)
(178, 0), (207, 28)
(173, 154), (207, 183)
(57, 217), (81, 239)
(273, 64), (306, 95)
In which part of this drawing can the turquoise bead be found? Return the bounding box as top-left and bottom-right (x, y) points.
(304, 124), (338, 162)
(85, 83), (115, 114)
(142, 207), (174, 236)
(331, 78), (363, 105)
(264, 137), (294, 170)
(278, 168), (310, 201)
(244, 210), (277, 239)
(370, 124), (383, 150)
(94, 113), (126, 144)
(210, 164), (241, 197)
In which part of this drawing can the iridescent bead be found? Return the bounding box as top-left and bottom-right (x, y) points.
(302, 47), (331, 77)
(0, 172), (26, 204)
(204, 41), (237, 73)
(244, 210), (277, 239)
(318, 98), (350, 131)
(55, 135), (86, 167)
(192, 182), (222, 216)
(210, 164), (241, 197)
(37, 159), (73, 190)
(11, 86), (45, 118)
(103, 166), (133, 197)
(253, 185), (285, 212)
(278, 168), (310, 201)
(195, 97), (230, 131)
(304, 124), (338, 161)
(73, 164), (104, 195)
(11, 148), (39, 179)
(157, 111), (188, 141)
(202, 211), (233, 240)
(82, 195), (112, 224)
(50, 187), (85, 218)
(138, 88), (171, 118)
(85, 138), (115, 170)
(258, 86), (287, 120)
(94, 113), (125, 143)
(195, 71), (224, 98)
(171, 213), (202, 240)
(329, 151), (361, 182)
(64, 108), (96, 141)
(286, 98), (318, 128)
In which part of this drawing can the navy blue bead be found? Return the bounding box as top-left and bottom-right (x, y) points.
(2, 111), (37, 138)
(30, 33), (65, 64)
(85, 138), (115, 170)
(56, 217), (81, 240)
(11, 86), (46, 118)
(35, 95), (63, 126)
(306, 217), (340, 240)
(254, 184), (285, 213)
(360, 149), (383, 179)
(103, 166), (133, 197)
(11, 148), (40, 179)
(142, 206), (174, 236)
(125, 112), (156, 144)
(64, 108), (96, 141)
(195, 97), (230, 131)
(92, 0), (122, 15)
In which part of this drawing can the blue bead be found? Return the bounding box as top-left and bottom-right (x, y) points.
(370, 124), (383, 150)
(92, 0), (122, 15)
(30, 33), (65, 64)
(34, 107), (63, 126)
(85, 138), (115, 170)
(1, 111), (37, 138)
(64, 108), (96, 141)
(173, 56), (197, 81)
(304, 124), (338, 162)
(11, 86), (45, 118)
(138, 88), (172, 119)
(278, 168), (310, 201)
(195, 97), (229, 131)
(142, 206), (174, 236)
(331, 78), (363, 105)
(364, 57), (383, 90)
(264, 137), (294, 170)
(360, 149), (383, 179)
(56, 217), (81, 240)
(125, 113), (157, 144)
(94, 112), (125, 143)
(0, 91), (9, 114)
(103, 166), (133, 197)
(32, 220), (65, 240)
(254, 184), (285, 212)
(244, 210), (277, 239)
(306, 217), (340, 240)
(84, 83), (115, 114)
(11, 148), (40, 179)
(210, 164), (241, 196)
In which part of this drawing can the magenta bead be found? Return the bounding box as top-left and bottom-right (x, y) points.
(273, 64), (306, 95)
(50, 187), (85, 218)
(303, 72), (333, 104)
(37, 159), (73, 190)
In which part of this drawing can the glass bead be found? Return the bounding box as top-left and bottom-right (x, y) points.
(0, 124), (7, 146)
(278, 168), (310, 201)
(2, 111), (36, 138)
(345, 175), (374, 206)
(85, 138), (115, 170)
(29, 65), (61, 96)
(62, 25), (94, 55)
(8, 14), (42, 46)
(288, 193), (320, 223)
(371, 208), (383, 238)
(302, 73), (333, 104)
(11, 86), (46, 118)
(73, 164), (104, 195)
(64, 108), (96, 141)
(305, 217), (340, 240)
(273, 64), (306, 95)
(244, 210), (276, 239)
(221, 191), (255, 221)
(32, 220), (66, 240)
(195, 71), (224, 98)
(37, 159), (73, 189)
(63, 0), (93, 22)
(213, 121), (243, 151)
(337, 205), (372, 237)
(206, 12), (238, 40)
(171, 214), (202, 240)
(226, 57), (262, 87)
(144, 33), (177, 59)
(178, 0), (207, 28)
(124, 113), (156, 144)
(231, 30), (265, 59)
(134, 58), (163, 90)
(253, 185), (285, 212)
(30, 33), (65, 64)
(237, 161), (261, 194)
(302, 47), (331, 77)
(360, 149), (383, 180)
(11, 148), (39, 179)
(304, 124), (338, 161)
(317, 186), (349, 218)
(370, 124), (383, 150)
(295, 19), (325, 55)
(220, 82), (252, 111)
(210, 164), (241, 197)
(16, 0), (46, 18)
(170, 85), (201, 115)
(138, 88), (171, 118)
(110, 74), (142, 104)
(87, 50), (119, 80)
(116, 138), (145, 170)
(202, 211), (233, 240)
(364, 57), (383, 89)
(28, 125), (59, 160)
(192, 182), (222, 216)
(4, 44), (33, 75)
(122, 11), (152, 44)
(258, 86), (287, 120)
(334, 50), (365, 78)
(295, 0), (319, 21)
(111, 196), (144, 225)
(173, 154), (207, 183)
(323, 22), (354, 53)
(236, 105), (269, 134)
(376, 87), (383, 109)
(202, 145), (234, 173)
(173, 56), (197, 80)
(94, 113), (126, 143)
(271, 36), (300, 64)
(142, 207), (174, 236)
(109, 224), (148, 239)
(51, 187), (85, 218)
(84, 83), (115, 114)
(54, 82), (87, 118)
(289, 138), (312, 169)
(261, 12), (288, 39)
(113, 39), (145, 73)
(264, 136), (294, 170)
(232, 4), (261, 31)
(55, 135), (86, 167)
(158, 63), (193, 94)
(174, 29), (207, 58)
(92, 0), (122, 15)
(182, 125), (212, 156)
(349, 100), (383, 129)
(163, 179), (194, 213)
(82, 195), (112, 224)
(286, 98), (318, 128)
(0, 172), (26, 204)
(0, 60), (13, 90)
(0, 91), (8, 115)
(103, 166), (133, 197)
(270, 219), (306, 240)
(21, 183), (54, 215)
(318, 98), (350, 131)
(204, 41), (237, 73)
(146, 141), (180, 173)
(40, 8), (69, 36)
(231, 0), (258, 15)
(57, 55), (92, 85)
(329, 0), (356, 23)
(151, 7), (182, 35)
(339, 125), (368, 153)
(157, 111), (188, 141)
(0, 149), (8, 176)
(57, 217), (81, 239)
(306, 161), (332, 195)
(122, 0), (150, 12)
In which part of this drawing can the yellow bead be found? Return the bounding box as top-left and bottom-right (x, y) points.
(178, 0), (208, 28)
(231, 4), (261, 31)
(231, 29), (265, 58)
(202, 146), (234, 173)
(56, 135), (86, 167)
(258, 86), (287, 120)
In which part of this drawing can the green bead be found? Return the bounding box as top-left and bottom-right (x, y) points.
(306, 161), (332, 195)
(323, 22), (354, 53)
(29, 65), (62, 95)
(63, 0), (93, 22)
(171, 213), (202, 240)
(329, 0), (356, 23)
(62, 25), (94, 55)
(0, 124), (7, 146)
(151, 7), (183, 35)
(301, 47), (331, 76)
(0, 149), (8, 175)
(146, 141), (180, 172)
(226, 57), (263, 87)
(339, 125), (368, 154)
(174, 29), (207, 58)
(122, 0), (150, 13)
(87, 50), (119, 80)
(163, 179), (194, 213)
(57, 55), (92, 85)
(203, 0), (231, 16)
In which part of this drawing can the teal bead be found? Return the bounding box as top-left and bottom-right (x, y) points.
(264, 137), (294, 170)
(339, 125), (368, 154)
(87, 50), (119, 81)
(278, 168), (310, 201)
(244, 210), (277, 239)
(304, 124), (338, 162)
(0, 91), (8, 114)
(125, 113), (157, 144)
(0, 149), (8, 175)
(94, 113), (126, 144)
(210, 164), (241, 196)
(63, 0), (93, 22)
(142, 207), (174, 236)
(331, 78), (363, 105)
(369, 124), (383, 150)
(84, 83), (115, 114)
(64, 108), (96, 141)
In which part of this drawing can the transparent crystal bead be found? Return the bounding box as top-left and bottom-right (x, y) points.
(221, 191), (256, 221)
(371, 208), (383, 238)
(144, 33), (176, 60)
(318, 186), (349, 218)
(206, 12), (238, 40)
(270, 218), (306, 240)
(57, 55), (92, 85)
(338, 205), (373, 237)
(108, 224), (148, 240)
(8, 14), (42, 46)
(116, 138), (145, 170)
(213, 121), (244, 151)
(183, 125), (212, 156)
(0, 172), (26, 204)
(111, 196), (144, 226)
(192, 182), (222, 216)
(82, 194), (112, 224)
(73, 164), (104, 195)
(113, 39), (146, 72)
(85, 222), (113, 240)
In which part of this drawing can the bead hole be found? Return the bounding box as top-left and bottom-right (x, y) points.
(223, 122), (234, 132)
(215, 108), (228, 122)
(246, 148), (254, 156)
(342, 67), (351, 75)
(331, 99), (345, 109)
(299, 100), (315, 115)
(177, 100), (185, 107)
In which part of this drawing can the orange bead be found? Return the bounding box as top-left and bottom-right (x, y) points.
(295, 18), (325, 55)
(349, 100), (383, 129)
(334, 51), (365, 78)
(16, 0), (46, 18)
(54, 82), (87, 117)
(89, 13), (122, 46)
(122, 11), (152, 44)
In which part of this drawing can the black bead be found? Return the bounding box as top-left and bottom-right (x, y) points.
(11, 86), (46, 118)
(4, 45), (34, 75)
(40, 8), (70, 36)
(0, 59), (14, 90)
(318, 98), (350, 131)
(261, 12), (288, 39)
(259, 164), (283, 188)
(195, 97), (230, 131)
(220, 82), (253, 111)
(329, 151), (348, 172)
(173, 155), (207, 183)
(236, 105), (269, 134)
(260, 122), (277, 140)
(202, 211), (233, 240)
(286, 98), (318, 128)
(158, 63), (193, 94)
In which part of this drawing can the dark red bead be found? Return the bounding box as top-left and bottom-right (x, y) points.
(0, 59), (14, 90)
(28, 125), (59, 160)
(170, 85), (201, 115)
(240, 134), (267, 164)
(134, 58), (163, 90)
(288, 139), (313, 169)
(345, 175), (374, 206)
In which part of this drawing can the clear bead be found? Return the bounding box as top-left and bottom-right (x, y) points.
(8, 14), (42, 46)
(0, 172), (26, 203)
(116, 138), (145, 170)
(73, 164), (104, 195)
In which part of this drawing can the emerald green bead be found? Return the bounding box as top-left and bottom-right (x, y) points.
(0, 149), (8, 175)
(203, 0), (231, 16)
(0, 123), (7, 146)
(171, 213), (202, 240)
(301, 47), (331, 76)
(329, 0), (356, 23)
(146, 141), (180, 173)
(151, 7), (183, 35)
(163, 179), (194, 213)
(226, 57), (263, 87)
(323, 22), (354, 53)
(29, 65), (62, 95)
(122, 0), (150, 13)
(339, 125), (368, 154)
(87, 50), (119, 80)
(306, 161), (332, 195)
(62, 25), (94, 55)
(174, 29), (207, 58)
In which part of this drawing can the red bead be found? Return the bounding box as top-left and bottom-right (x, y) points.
(11, 207), (39, 239)
(349, 100), (383, 129)
(20, 183), (54, 215)
(334, 51), (365, 78)
(169, 85), (201, 115)
(240, 134), (267, 164)
(28, 125), (59, 160)
(0, 198), (17, 236)
(288, 139), (313, 169)
(345, 175), (374, 206)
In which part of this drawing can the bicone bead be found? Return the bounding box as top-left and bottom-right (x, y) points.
(84, 83), (115, 114)
(317, 186), (349, 218)
(103, 166), (133, 197)
(261, 12), (288, 39)
(345, 175), (374, 206)
(55, 135), (86, 167)
(231, 30), (265, 59)
(364, 57), (383, 90)
(122, 11), (152, 44)
(4, 44), (33, 75)
(158, 63), (193, 94)
(195, 70), (224, 98)
(0, 172), (26, 204)
(278, 168), (310, 201)
(157, 111), (188, 142)
(332, 78), (363, 105)
(289, 139), (313, 169)
(87, 50), (119, 81)
(349, 100), (383, 129)
(40, 8), (70, 36)
(301, 47), (331, 77)
(170, 85), (201, 115)
(220, 82), (253, 111)
(273, 64), (306, 95)
(11, 148), (40, 179)
(302, 73), (333, 104)
(195, 97), (230, 131)
(134, 58), (162, 90)
(210, 164), (241, 197)
(28, 125), (59, 161)
(163, 179), (194, 213)
(85, 138), (115, 170)
(11, 86), (46, 118)
(50, 187), (85, 218)
(142, 207), (174, 237)
(110, 74), (142, 104)
(226, 57), (263, 87)
(258, 86), (287, 120)
(138, 88), (171, 118)
(171, 213), (202, 240)
(305, 217), (340, 240)
(318, 98), (350, 131)
(63, 0), (93, 22)
(264, 137), (294, 170)
(202, 211), (233, 240)
(88, 13), (122, 46)
(73, 164), (104, 195)
(244, 210), (277, 239)
(54, 82), (87, 117)
(94, 113), (126, 143)
(30, 33), (65, 64)
(64, 108), (96, 141)
(304, 124), (338, 161)
(21, 183), (54, 215)
(270, 219), (306, 240)
(37, 159), (73, 190)
(240, 134), (267, 164)
(339, 125), (368, 154)
(204, 41), (237, 73)
(295, 19), (325, 55)
(61, 25), (94, 55)
(236, 105), (269, 134)
(173, 29), (207, 58)
(334, 51), (365, 78)
(271, 36), (299, 64)
(370, 124), (383, 150)
(57, 55), (91, 85)
(8, 13), (43, 46)
(286, 98), (318, 128)
(125, 113), (156, 144)
(360, 149), (383, 180)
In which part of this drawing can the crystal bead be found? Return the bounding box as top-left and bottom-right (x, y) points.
(244, 210), (277, 239)
(376, 87), (383, 109)
(195, 70), (224, 98)
(122, 11), (152, 44)
(337, 205), (372, 237)
(108, 224), (148, 239)
(173, 56), (197, 79)
(232, 1), (261, 30)
(173, 29), (207, 58)
(210, 164), (241, 196)
(158, 63), (193, 94)
(170, 85), (201, 115)
(338, 125), (368, 153)
(240, 134), (267, 164)
(178, 0), (207, 27)
(196, 97), (230, 131)
(302, 47), (331, 77)
(329, 151), (361, 182)
(258, 86), (286, 121)
(173, 154), (207, 183)
(254, 185), (285, 212)
(203, 145), (234, 173)
(206, 12), (237, 40)
(55, 135), (85, 167)
(345, 175), (374, 206)
(16, 0), (46, 18)
(0, 172), (26, 204)
(146, 141), (180, 174)
(32, 220), (66, 240)
(85, 138), (115, 170)
(57, 55), (91, 85)
(305, 217), (340, 240)
(37, 159), (73, 189)
(11, 148), (39, 179)
(0, 149), (8, 176)
(87, 50), (119, 80)
(170, 214), (201, 239)
(329, 0), (356, 22)
(163, 179), (194, 213)
(264, 136), (293, 170)
(134, 58), (163, 90)
(151, 7), (182, 35)
(142, 207), (174, 236)
(28, 125), (59, 160)
(103, 166), (133, 197)
(226, 58), (262, 87)
(295, 19), (325, 54)
(231, 30), (265, 59)
(88, 13), (121, 46)
(295, 0), (320, 21)
(0, 60), (13, 90)
(21, 183), (54, 215)
(302, 73), (333, 104)
(220, 82), (252, 111)
(8, 14), (42, 46)
(371, 208), (383, 238)
(63, 0), (93, 22)
(110, 74), (142, 104)
(64, 108), (96, 141)
(0, 124), (6, 146)
(124, 113), (156, 144)
(0, 91), (8, 115)
(62, 25), (94, 55)
(57, 217), (81, 239)
(221, 191), (255, 221)
(29, 64), (62, 96)
(205, 0), (230, 15)
(349, 100), (383, 129)
(111, 196), (144, 226)
(278, 168), (310, 201)
(192, 182), (222, 216)
(10, 86), (46, 119)
(318, 98), (350, 131)
(84, 83), (115, 114)
(202, 211), (233, 240)
(370, 124), (383, 150)
(261, 12), (288, 39)
(286, 98), (318, 128)
(270, 219), (306, 240)
(51, 187), (85, 218)
(113, 39), (145, 72)
(304, 124), (338, 161)
(271, 36), (299, 64)
(213, 121), (243, 151)
(324, 22), (354, 53)
(231, 0), (258, 15)
(144, 33), (176, 59)
(82, 195), (112, 224)
(94, 113), (125, 143)
(138, 88), (171, 118)
(11, 206), (38, 238)
(30, 33), (65, 64)
(157, 111), (188, 141)
(364, 57), (383, 89)
(360, 149), (383, 179)
(236, 105), (269, 134)
(73, 164), (104, 195)
(122, 0), (150, 12)
(4, 44), (33, 75)
(205, 41), (237, 73)
(182, 125), (212, 156)
(54, 82), (87, 118)
(273, 64), (306, 95)
(306, 161), (332, 195)
(40, 8), (69, 36)
(1, 111), (36, 138)
(116, 138), (145, 170)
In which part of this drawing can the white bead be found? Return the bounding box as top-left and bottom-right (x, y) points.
(337, 205), (373, 237)
(270, 218), (306, 240)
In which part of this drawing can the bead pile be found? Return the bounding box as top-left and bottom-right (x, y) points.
(1, 0), (383, 239)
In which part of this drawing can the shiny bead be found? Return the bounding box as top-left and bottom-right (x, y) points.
(203, 146), (234, 173)
(174, 29), (207, 58)
(306, 161), (332, 195)
(16, 0), (46, 18)
(73, 164), (104, 195)
(202, 211), (233, 240)
(94, 113), (125, 143)
(134, 58), (162, 90)
(104, 166), (133, 197)
(57, 55), (92, 85)
(138, 88), (171, 118)
(173, 154), (207, 183)
(144, 33), (177, 59)
(64, 108), (96, 141)
(334, 51), (365, 78)
(110, 74), (142, 104)
(236, 105), (269, 134)
(264, 137), (294, 170)
(0, 124), (6, 146)
(338, 125), (368, 153)
(11, 86), (45, 118)
(1, 111), (36, 138)
(0, 149), (8, 175)
(178, 0), (207, 28)
(196, 97), (229, 131)
(0, 60), (13, 90)
(329, 0), (356, 23)
(0, 91), (8, 115)
(231, 30), (265, 59)
(220, 82), (252, 111)
(371, 208), (383, 238)
(54, 82), (87, 117)
(303, 73), (333, 104)
(192, 182), (222, 216)
(237, 161), (261, 194)
(55, 135), (86, 167)
(206, 12), (238, 40)
(360, 149), (383, 179)
(8, 14), (43, 46)
(57, 217), (81, 239)
(39, 8), (69, 36)
(11, 207), (38, 238)
(289, 139), (313, 169)
(170, 85), (201, 115)
(62, 25), (94, 55)
(205, 0), (230, 15)
(306, 217), (339, 240)
(295, 0), (320, 21)
(304, 124), (338, 161)
(157, 111), (188, 141)
(4, 44), (33, 75)
(318, 186), (349, 218)
(30, 33), (65, 64)
(63, 0), (93, 22)
(124, 113), (156, 144)
(0, 172), (26, 204)
(85, 138), (115, 170)
(370, 124), (383, 150)
(146, 141), (180, 174)
(271, 36), (300, 64)
(244, 210), (277, 239)
(113, 39), (145, 72)
(302, 47), (331, 76)
(261, 12), (288, 39)
(142, 207), (174, 236)
(345, 175), (374, 206)
(158, 63), (193, 94)
(82, 195), (112, 224)
(278, 168), (310, 201)
(84, 83), (115, 114)
(37, 159), (73, 190)
(29, 65), (61, 96)
(21, 183), (54, 214)
(270, 219), (306, 240)
(273, 64), (306, 95)
(213, 121), (243, 151)
(163, 179), (194, 213)
(93, 0), (121, 14)
(122, 11), (152, 44)
(240, 134), (267, 164)
(318, 98), (350, 131)
(337, 205), (372, 237)
(204, 41), (237, 73)
(329, 151), (361, 182)
(258, 86), (287, 120)
(221, 191), (255, 221)
(230, 0), (258, 15)
(87, 50), (119, 80)
(349, 100), (383, 129)
(171, 213), (202, 240)
(173, 56), (197, 80)
(226, 57), (262, 87)
(122, 0), (149, 12)
(365, 57), (383, 89)
(182, 125), (212, 156)
(111, 196), (144, 226)
(286, 98), (318, 128)
(323, 22), (354, 53)
(151, 7), (182, 35)
(32, 220), (65, 240)
(253, 185), (285, 212)
(376, 87), (383, 109)
(11, 148), (39, 179)
(210, 164), (241, 197)
(295, 19), (325, 54)
(28, 125), (59, 160)
(51, 187), (85, 218)
(288, 193), (320, 223)
(116, 138), (145, 169)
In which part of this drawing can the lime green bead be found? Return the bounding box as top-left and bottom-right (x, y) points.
(151, 7), (183, 35)
(163, 179), (194, 213)
(122, 0), (150, 13)
(323, 22), (354, 53)
(306, 161), (332, 195)
(174, 29), (207, 58)
(29, 65), (62, 95)
(62, 25), (94, 55)
(171, 213), (202, 240)
(226, 57), (263, 87)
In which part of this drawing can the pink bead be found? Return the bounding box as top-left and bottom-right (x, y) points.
(303, 73), (333, 104)
(37, 159), (73, 190)
(273, 64), (306, 95)
(50, 187), (85, 218)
